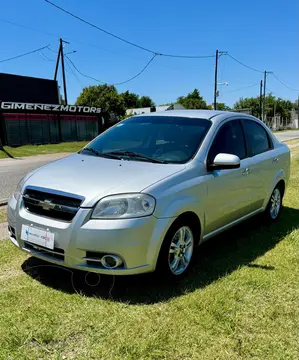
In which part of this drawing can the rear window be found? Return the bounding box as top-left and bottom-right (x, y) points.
(243, 120), (272, 156)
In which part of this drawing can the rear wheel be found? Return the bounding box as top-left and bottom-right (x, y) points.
(265, 185), (283, 221)
(156, 220), (196, 278)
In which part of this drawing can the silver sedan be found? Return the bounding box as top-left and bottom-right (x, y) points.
(7, 110), (290, 278)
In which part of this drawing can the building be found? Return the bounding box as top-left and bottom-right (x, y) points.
(126, 103), (185, 116)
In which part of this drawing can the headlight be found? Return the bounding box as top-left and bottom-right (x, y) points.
(13, 177), (26, 202)
(92, 194), (156, 219)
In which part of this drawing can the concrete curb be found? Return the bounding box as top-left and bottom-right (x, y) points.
(283, 137), (299, 143)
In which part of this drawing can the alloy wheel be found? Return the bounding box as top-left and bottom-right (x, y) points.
(168, 226), (194, 275)
(270, 188), (281, 220)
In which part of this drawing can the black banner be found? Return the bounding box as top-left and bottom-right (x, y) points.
(0, 101), (101, 114)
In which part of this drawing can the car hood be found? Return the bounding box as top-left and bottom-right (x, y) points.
(24, 153), (185, 207)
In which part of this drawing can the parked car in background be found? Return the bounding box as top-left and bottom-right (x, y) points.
(7, 110), (290, 278)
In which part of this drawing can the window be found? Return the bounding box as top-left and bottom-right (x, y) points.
(242, 120), (271, 156)
(81, 116), (212, 164)
(208, 120), (246, 163)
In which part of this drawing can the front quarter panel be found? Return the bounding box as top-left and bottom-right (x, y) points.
(144, 163), (207, 237)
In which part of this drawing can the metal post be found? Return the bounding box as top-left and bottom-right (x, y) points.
(214, 50), (219, 110)
(60, 38), (68, 105)
(259, 80), (263, 119)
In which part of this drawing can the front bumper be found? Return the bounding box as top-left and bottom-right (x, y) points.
(7, 196), (174, 275)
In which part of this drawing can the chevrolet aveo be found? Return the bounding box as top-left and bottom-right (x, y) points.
(7, 110), (290, 278)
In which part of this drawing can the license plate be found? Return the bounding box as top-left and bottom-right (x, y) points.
(21, 225), (55, 250)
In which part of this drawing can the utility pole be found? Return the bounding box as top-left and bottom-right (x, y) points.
(53, 38), (69, 105)
(214, 49), (219, 110)
(54, 42), (61, 81)
(263, 71), (267, 121)
(213, 50), (228, 110)
(60, 38), (68, 105)
(262, 70), (273, 122)
(259, 80), (263, 119)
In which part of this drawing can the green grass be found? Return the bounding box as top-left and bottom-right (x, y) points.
(0, 208), (7, 223)
(0, 151), (299, 359)
(0, 142), (88, 159)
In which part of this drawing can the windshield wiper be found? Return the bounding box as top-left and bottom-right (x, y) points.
(81, 147), (101, 156)
(103, 151), (166, 164)
(80, 147), (119, 159)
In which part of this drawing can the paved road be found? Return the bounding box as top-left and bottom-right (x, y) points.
(274, 130), (299, 142)
(0, 153), (70, 203)
(0, 130), (299, 203)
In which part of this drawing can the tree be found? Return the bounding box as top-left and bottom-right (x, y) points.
(139, 96), (154, 108)
(217, 103), (231, 111)
(121, 90), (140, 109)
(177, 89), (211, 109)
(76, 84), (126, 116)
(234, 94), (295, 120)
(234, 96), (260, 117)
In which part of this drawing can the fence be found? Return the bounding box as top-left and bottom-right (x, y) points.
(264, 115), (298, 131)
(0, 112), (103, 146)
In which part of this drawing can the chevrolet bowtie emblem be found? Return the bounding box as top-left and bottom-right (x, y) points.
(39, 199), (56, 211)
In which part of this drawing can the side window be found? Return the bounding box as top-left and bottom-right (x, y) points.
(208, 120), (246, 163)
(242, 120), (271, 156)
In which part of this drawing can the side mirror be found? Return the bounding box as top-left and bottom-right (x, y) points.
(208, 153), (240, 171)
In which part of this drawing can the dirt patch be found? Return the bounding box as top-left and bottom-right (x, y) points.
(0, 222), (8, 240)
(0, 269), (23, 282)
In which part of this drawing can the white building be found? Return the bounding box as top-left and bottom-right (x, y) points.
(126, 103), (185, 116)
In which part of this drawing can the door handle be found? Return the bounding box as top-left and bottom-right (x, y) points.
(273, 157), (279, 163)
(242, 168), (250, 176)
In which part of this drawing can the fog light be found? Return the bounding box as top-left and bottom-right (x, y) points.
(101, 255), (123, 269)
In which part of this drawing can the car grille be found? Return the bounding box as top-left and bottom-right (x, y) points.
(23, 188), (83, 222)
(24, 241), (65, 261)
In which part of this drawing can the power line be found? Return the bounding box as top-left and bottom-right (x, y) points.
(112, 54), (157, 85)
(266, 87), (275, 95)
(227, 54), (263, 73)
(0, 18), (60, 38)
(64, 56), (85, 88)
(0, 18), (132, 58)
(40, 51), (55, 61)
(64, 55), (105, 83)
(45, 0), (155, 54)
(226, 83), (259, 94)
(46, 46), (59, 53)
(65, 53), (157, 86)
(0, 44), (50, 63)
(44, 0), (215, 59)
(271, 73), (299, 92)
(160, 54), (214, 59)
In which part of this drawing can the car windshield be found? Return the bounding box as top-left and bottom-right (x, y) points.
(80, 116), (212, 164)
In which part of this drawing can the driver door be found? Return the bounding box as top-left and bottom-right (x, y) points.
(204, 119), (254, 235)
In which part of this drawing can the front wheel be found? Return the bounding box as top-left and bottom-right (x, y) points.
(265, 185), (283, 221)
(156, 221), (195, 278)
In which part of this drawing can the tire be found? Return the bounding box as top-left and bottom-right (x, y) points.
(156, 219), (196, 278)
(265, 185), (283, 221)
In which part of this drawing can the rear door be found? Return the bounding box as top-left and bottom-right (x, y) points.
(204, 119), (254, 234)
(241, 119), (277, 209)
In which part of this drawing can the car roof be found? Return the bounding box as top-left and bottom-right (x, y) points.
(133, 109), (257, 123)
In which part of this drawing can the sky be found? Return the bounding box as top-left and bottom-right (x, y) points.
(0, 0), (298, 107)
